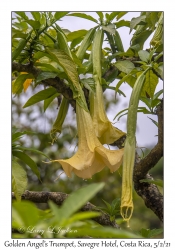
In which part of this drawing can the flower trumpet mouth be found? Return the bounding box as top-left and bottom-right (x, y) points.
(90, 78), (125, 145)
(52, 102), (124, 179)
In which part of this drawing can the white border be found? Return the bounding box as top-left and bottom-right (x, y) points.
(1, 0), (174, 248)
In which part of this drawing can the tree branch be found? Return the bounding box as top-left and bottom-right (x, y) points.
(12, 190), (119, 228)
(133, 100), (163, 222)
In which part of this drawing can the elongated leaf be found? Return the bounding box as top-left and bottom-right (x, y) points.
(147, 117), (158, 127)
(12, 73), (34, 94)
(45, 50), (88, 112)
(115, 60), (135, 74)
(132, 30), (152, 48)
(56, 29), (72, 58)
(76, 27), (96, 61)
(148, 228), (163, 238)
(108, 12), (119, 22)
(115, 74), (131, 93)
(12, 201), (39, 227)
(141, 70), (158, 98)
(153, 65), (163, 80)
(54, 12), (69, 21)
(15, 11), (28, 20)
(130, 15), (146, 33)
(58, 183), (105, 224)
(12, 132), (25, 142)
(26, 20), (40, 29)
(92, 29), (104, 81)
(64, 211), (100, 226)
(138, 50), (150, 62)
(153, 89), (163, 100)
(36, 71), (58, 83)
(45, 49), (80, 91)
(96, 12), (103, 21)
(102, 23), (115, 34)
(140, 96), (152, 109)
(68, 13), (98, 24)
(23, 87), (57, 108)
(115, 20), (130, 28)
(67, 30), (87, 41)
(12, 160), (27, 201)
(13, 151), (40, 179)
(116, 12), (128, 20)
(31, 12), (41, 21)
(44, 92), (59, 112)
(70, 37), (84, 50)
(34, 62), (60, 73)
(15, 146), (50, 159)
(68, 226), (140, 238)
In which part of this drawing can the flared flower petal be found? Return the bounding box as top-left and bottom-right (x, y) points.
(54, 102), (124, 179)
(90, 79), (125, 145)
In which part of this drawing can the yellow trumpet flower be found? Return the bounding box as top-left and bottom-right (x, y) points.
(90, 78), (126, 145)
(53, 102), (124, 179)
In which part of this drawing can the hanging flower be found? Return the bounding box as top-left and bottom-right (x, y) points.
(52, 102), (124, 179)
(90, 78), (126, 145)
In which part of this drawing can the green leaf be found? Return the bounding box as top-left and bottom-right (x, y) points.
(12, 201), (39, 227)
(102, 199), (112, 213)
(140, 228), (150, 238)
(64, 211), (100, 225)
(67, 30), (87, 41)
(153, 65), (163, 79)
(104, 68), (119, 83)
(13, 151), (40, 179)
(12, 160), (27, 201)
(44, 93), (59, 112)
(148, 228), (163, 238)
(115, 60), (135, 74)
(54, 12), (69, 21)
(132, 30), (152, 48)
(153, 89), (163, 100)
(15, 12), (28, 20)
(147, 117), (158, 127)
(31, 12), (41, 21)
(23, 87), (57, 108)
(108, 12), (119, 22)
(58, 183), (105, 224)
(12, 74), (34, 94)
(26, 20), (40, 29)
(68, 13), (98, 24)
(141, 70), (158, 98)
(45, 49), (88, 111)
(138, 50), (150, 62)
(151, 99), (161, 108)
(68, 226), (140, 238)
(116, 12), (128, 20)
(76, 27), (96, 61)
(115, 74), (131, 93)
(34, 62), (60, 73)
(70, 37), (84, 50)
(96, 12), (103, 21)
(140, 97), (152, 109)
(36, 71), (58, 83)
(140, 179), (163, 187)
(80, 78), (95, 93)
(45, 49), (80, 91)
(130, 15), (146, 33)
(115, 20), (130, 29)
(15, 146), (50, 159)
(12, 132), (25, 142)
(102, 23), (116, 34)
